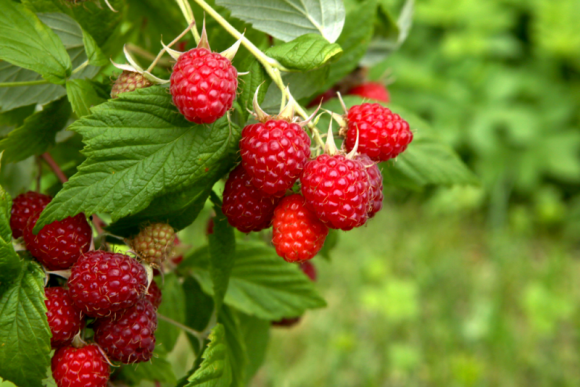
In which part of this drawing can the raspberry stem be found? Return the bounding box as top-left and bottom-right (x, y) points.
(175, 0), (201, 43)
(157, 313), (205, 341)
(41, 152), (68, 184)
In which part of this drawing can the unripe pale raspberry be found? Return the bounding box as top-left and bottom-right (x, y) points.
(272, 195), (328, 262)
(130, 222), (175, 264)
(300, 154), (371, 230)
(68, 251), (148, 318)
(145, 280), (162, 309)
(222, 165), (283, 233)
(170, 48), (238, 124)
(345, 103), (413, 161)
(45, 287), (83, 348)
(94, 299), (157, 364)
(10, 191), (51, 239)
(111, 71), (152, 99)
(24, 212), (92, 270)
(357, 154), (384, 218)
(240, 120), (311, 195)
(51, 344), (110, 387)
(347, 82), (390, 102)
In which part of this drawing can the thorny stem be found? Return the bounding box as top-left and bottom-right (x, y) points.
(157, 313), (206, 341)
(189, 0), (327, 148)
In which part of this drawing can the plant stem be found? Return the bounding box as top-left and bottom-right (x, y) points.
(175, 0), (201, 44)
(0, 79), (49, 87)
(41, 152), (68, 184)
(127, 44), (173, 67)
(71, 60), (89, 75)
(158, 313), (205, 341)
(146, 21), (196, 73)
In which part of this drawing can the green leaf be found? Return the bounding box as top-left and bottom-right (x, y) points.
(322, 0), (376, 89)
(156, 274), (186, 352)
(180, 242), (326, 320)
(0, 260), (51, 387)
(0, 0), (71, 84)
(238, 60), (270, 113)
(0, 105), (35, 127)
(34, 86), (241, 233)
(209, 193), (236, 315)
(318, 228), (338, 260)
(375, 0), (400, 40)
(117, 346), (177, 385)
(216, 0), (345, 43)
(185, 324), (232, 387)
(66, 79), (106, 118)
(218, 305), (247, 387)
(81, 28), (108, 66)
(262, 67), (329, 112)
(266, 34), (343, 71)
(182, 276), (214, 354)
(0, 185), (21, 284)
(237, 312), (269, 384)
(0, 97), (71, 164)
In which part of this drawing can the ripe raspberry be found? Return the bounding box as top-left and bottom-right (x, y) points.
(222, 165), (283, 233)
(272, 195), (328, 262)
(45, 287), (83, 348)
(24, 213), (92, 270)
(130, 223), (175, 264)
(145, 280), (162, 309)
(10, 191), (51, 239)
(51, 344), (110, 387)
(273, 262), (316, 327)
(94, 299), (157, 364)
(68, 251), (148, 318)
(347, 82), (390, 103)
(111, 71), (152, 99)
(300, 154), (371, 230)
(240, 120), (311, 195)
(170, 48), (238, 124)
(345, 103), (413, 162)
(357, 154), (384, 218)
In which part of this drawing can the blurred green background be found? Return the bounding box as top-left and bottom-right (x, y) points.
(252, 0), (580, 385)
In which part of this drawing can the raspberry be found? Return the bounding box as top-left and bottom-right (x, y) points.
(300, 154), (371, 230)
(170, 48), (238, 124)
(110, 71), (152, 99)
(273, 262), (316, 327)
(171, 236), (184, 265)
(345, 103), (413, 162)
(10, 191), (52, 239)
(145, 280), (162, 309)
(45, 287), (83, 348)
(240, 120), (311, 195)
(130, 223), (175, 264)
(24, 213), (92, 270)
(51, 344), (110, 387)
(68, 251), (148, 318)
(94, 299), (157, 364)
(357, 154), (384, 218)
(222, 165), (283, 233)
(272, 195), (328, 262)
(347, 82), (390, 103)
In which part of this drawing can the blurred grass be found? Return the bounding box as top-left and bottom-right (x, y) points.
(250, 199), (580, 387)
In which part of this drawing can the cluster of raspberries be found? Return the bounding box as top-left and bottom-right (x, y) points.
(10, 194), (176, 387)
(223, 102), (413, 263)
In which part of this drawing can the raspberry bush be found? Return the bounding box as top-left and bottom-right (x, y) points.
(0, 0), (477, 386)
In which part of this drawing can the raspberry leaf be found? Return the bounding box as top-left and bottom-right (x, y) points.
(65, 79), (107, 118)
(33, 86), (241, 233)
(0, 97), (71, 164)
(217, 0), (345, 43)
(185, 324), (233, 387)
(238, 60), (271, 113)
(118, 346), (177, 385)
(266, 34), (343, 71)
(156, 274), (186, 352)
(179, 242), (327, 320)
(0, 186), (21, 283)
(0, 260), (51, 387)
(182, 276), (215, 353)
(209, 193), (236, 316)
(237, 312), (269, 384)
(218, 305), (248, 387)
(0, 0), (71, 84)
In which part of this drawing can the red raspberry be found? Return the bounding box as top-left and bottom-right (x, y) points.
(357, 154), (384, 218)
(272, 195), (328, 262)
(45, 287), (83, 348)
(24, 213), (92, 270)
(145, 280), (162, 309)
(347, 82), (390, 103)
(345, 103), (413, 162)
(299, 261), (317, 281)
(170, 48), (238, 124)
(51, 344), (110, 387)
(222, 165), (283, 233)
(130, 222), (175, 264)
(300, 154), (371, 230)
(10, 191), (51, 239)
(110, 71), (152, 99)
(240, 120), (311, 195)
(68, 251), (148, 318)
(94, 299), (157, 364)
(171, 236), (184, 264)
(273, 262), (316, 327)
